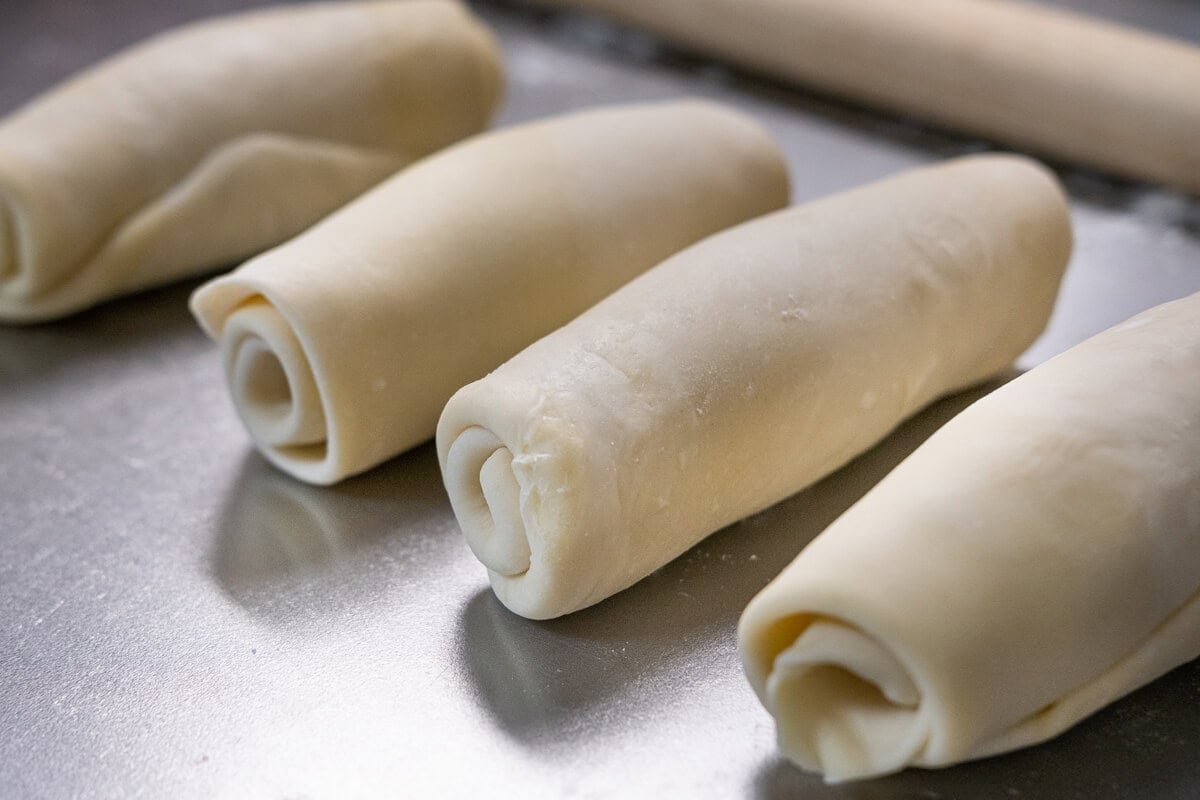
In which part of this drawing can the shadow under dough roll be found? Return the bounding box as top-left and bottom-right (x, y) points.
(535, 0), (1200, 193)
(0, 0), (503, 323)
(739, 292), (1200, 782)
(191, 100), (790, 485)
(437, 154), (1073, 620)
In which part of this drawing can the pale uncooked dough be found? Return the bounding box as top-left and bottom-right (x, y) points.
(0, 0), (502, 322)
(191, 101), (789, 485)
(535, 0), (1200, 193)
(739, 292), (1200, 782)
(437, 154), (1072, 620)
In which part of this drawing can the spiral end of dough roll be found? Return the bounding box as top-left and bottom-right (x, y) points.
(191, 280), (343, 485)
(438, 381), (605, 621)
(0, 196), (12, 283)
(0, 186), (57, 324)
(0, 183), (36, 321)
(444, 426), (533, 578)
(740, 608), (932, 783)
(223, 298), (327, 447)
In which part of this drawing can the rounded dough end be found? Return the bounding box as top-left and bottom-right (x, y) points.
(0, 186), (35, 319)
(222, 297), (328, 449)
(764, 620), (928, 782)
(445, 426), (532, 578)
(455, 1), (507, 125)
(0, 199), (12, 282)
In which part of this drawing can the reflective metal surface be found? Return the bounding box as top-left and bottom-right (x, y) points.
(2, 1), (1200, 797)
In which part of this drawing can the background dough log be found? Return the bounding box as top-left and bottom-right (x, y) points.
(532, 0), (1200, 194)
(437, 154), (1072, 620)
(739, 292), (1200, 783)
(0, 0), (503, 323)
(192, 100), (789, 485)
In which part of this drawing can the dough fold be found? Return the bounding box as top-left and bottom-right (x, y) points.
(534, 0), (1200, 193)
(739, 292), (1200, 782)
(0, 0), (503, 322)
(192, 101), (790, 484)
(437, 154), (1072, 619)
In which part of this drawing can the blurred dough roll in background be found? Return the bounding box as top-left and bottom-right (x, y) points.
(533, 0), (1200, 193)
(438, 154), (1072, 620)
(191, 101), (789, 485)
(0, 0), (503, 323)
(739, 292), (1200, 783)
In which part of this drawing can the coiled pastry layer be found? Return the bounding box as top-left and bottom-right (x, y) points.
(193, 101), (790, 484)
(740, 292), (1200, 781)
(438, 155), (1072, 619)
(0, 0), (503, 322)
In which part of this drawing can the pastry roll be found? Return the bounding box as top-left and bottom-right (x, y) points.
(0, 0), (503, 323)
(191, 101), (789, 485)
(437, 154), (1072, 620)
(739, 292), (1200, 782)
(534, 0), (1200, 193)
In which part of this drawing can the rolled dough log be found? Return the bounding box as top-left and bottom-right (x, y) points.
(0, 0), (503, 323)
(739, 292), (1200, 782)
(191, 101), (789, 485)
(533, 0), (1200, 194)
(437, 153), (1072, 620)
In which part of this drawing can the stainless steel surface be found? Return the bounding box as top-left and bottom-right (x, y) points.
(2, 1), (1200, 798)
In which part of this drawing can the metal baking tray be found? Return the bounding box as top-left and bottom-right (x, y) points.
(3, 1), (1199, 797)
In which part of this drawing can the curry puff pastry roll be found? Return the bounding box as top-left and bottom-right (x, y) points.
(0, 0), (502, 323)
(191, 101), (790, 485)
(438, 154), (1072, 620)
(535, 0), (1200, 193)
(739, 292), (1200, 782)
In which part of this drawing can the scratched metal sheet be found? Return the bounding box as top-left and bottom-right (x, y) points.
(2, 1), (1199, 798)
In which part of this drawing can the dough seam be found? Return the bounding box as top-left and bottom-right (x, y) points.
(3, 133), (402, 305)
